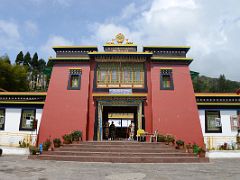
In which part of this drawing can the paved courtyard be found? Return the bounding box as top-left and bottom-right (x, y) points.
(0, 156), (240, 180)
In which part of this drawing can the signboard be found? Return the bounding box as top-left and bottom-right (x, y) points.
(109, 89), (132, 94)
(108, 113), (134, 119)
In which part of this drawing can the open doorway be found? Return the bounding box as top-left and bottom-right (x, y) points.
(102, 106), (138, 140)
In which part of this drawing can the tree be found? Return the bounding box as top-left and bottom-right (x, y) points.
(0, 56), (29, 91)
(38, 58), (46, 72)
(23, 52), (31, 68)
(192, 74), (240, 93)
(15, 51), (24, 65)
(31, 52), (39, 69)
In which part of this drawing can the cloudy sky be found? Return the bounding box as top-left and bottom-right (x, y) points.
(0, 0), (239, 81)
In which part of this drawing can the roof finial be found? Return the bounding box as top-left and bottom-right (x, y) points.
(115, 33), (125, 44)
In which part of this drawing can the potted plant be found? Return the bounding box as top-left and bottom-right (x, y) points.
(62, 134), (72, 144)
(164, 135), (175, 145)
(197, 147), (206, 158)
(53, 138), (61, 148)
(157, 134), (165, 142)
(193, 143), (199, 155)
(43, 139), (52, 151)
(29, 146), (39, 155)
(220, 142), (228, 150)
(71, 130), (82, 142)
(176, 140), (184, 149)
(237, 131), (240, 144)
(186, 143), (193, 153)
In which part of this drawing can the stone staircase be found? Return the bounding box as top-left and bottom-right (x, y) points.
(29, 141), (209, 163)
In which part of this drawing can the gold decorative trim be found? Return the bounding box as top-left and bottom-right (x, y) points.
(151, 57), (193, 60)
(103, 44), (137, 47)
(53, 46), (97, 49)
(197, 103), (240, 106)
(88, 52), (152, 55)
(49, 57), (90, 60)
(0, 92), (47, 96)
(68, 68), (82, 70)
(195, 93), (240, 97)
(0, 101), (45, 104)
(92, 93), (147, 97)
(144, 46), (191, 49)
(160, 68), (173, 70)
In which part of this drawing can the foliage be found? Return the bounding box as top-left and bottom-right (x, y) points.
(43, 139), (52, 151)
(19, 139), (29, 148)
(193, 144), (199, 154)
(62, 134), (73, 144)
(164, 135), (175, 145)
(71, 130), (82, 141)
(53, 138), (62, 148)
(197, 147), (206, 156)
(219, 142), (228, 150)
(15, 51), (24, 65)
(29, 146), (40, 155)
(192, 74), (240, 93)
(157, 134), (166, 142)
(176, 140), (184, 146)
(14, 51), (48, 91)
(0, 56), (29, 91)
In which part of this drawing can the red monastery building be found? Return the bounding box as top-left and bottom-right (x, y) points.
(38, 33), (204, 146)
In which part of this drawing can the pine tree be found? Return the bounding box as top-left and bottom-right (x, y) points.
(31, 52), (39, 69)
(15, 51), (24, 65)
(218, 74), (227, 92)
(23, 52), (31, 68)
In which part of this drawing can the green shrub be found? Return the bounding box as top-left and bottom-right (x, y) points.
(165, 135), (175, 145)
(53, 138), (61, 148)
(157, 134), (165, 142)
(29, 146), (39, 155)
(176, 140), (184, 146)
(193, 143), (199, 154)
(62, 134), (72, 144)
(71, 130), (82, 141)
(19, 139), (29, 148)
(43, 139), (52, 151)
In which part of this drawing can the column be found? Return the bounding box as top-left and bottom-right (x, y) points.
(138, 102), (142, 129)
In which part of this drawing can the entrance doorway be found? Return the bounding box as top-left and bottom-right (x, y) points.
(102, 106), (138, 140)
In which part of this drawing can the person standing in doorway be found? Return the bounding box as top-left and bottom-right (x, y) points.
(128, 122), (135, 141)
(109, 121), (116, 140)
(103, 121), (110, 140)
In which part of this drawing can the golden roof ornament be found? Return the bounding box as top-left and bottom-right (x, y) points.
(106, 33), (134, 45)
(115, 33), (125, 44)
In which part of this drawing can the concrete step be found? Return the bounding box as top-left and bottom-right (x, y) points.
(75, 141), (168, 145)
(63, 144), (175, 149)
(54, 147), (184, 153)
(44, 151), (195, 157)
(29, 141), (209, 163)
(30, 155), (209, 163)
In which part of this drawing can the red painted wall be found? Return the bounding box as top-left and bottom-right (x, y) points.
(87, 61), (96, 140)
(38, 62), (90, 144)
(144, 61), (153, 134)
(150, 64), (204, 146)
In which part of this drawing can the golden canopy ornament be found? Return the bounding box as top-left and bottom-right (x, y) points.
(106, 33), (133, 45)
(115, 33), (125, 44)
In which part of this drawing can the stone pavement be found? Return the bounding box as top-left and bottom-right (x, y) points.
(0, 155), (240, 180)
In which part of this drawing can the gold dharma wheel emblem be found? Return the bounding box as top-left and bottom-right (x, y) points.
(115, 33), (125, 44)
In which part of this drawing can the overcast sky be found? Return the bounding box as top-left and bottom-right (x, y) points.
(0, 0), (239, 81)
